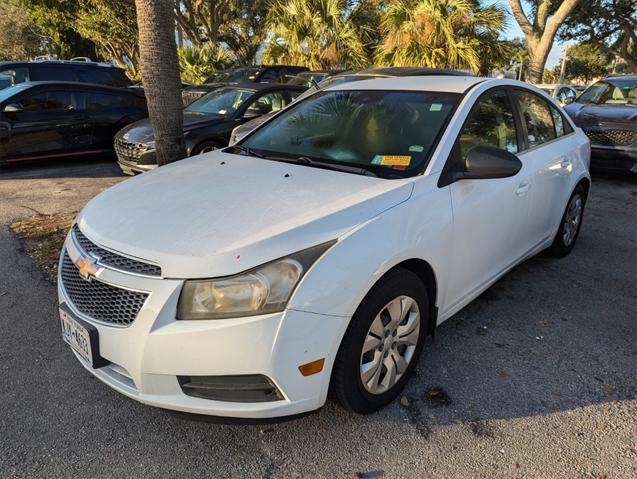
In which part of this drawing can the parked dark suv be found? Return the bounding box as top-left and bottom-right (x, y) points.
(181, 65), (308, 105)
(0, 82), (146, 166)
(0, 59), (132, 90)
(564, 75), (637, 172)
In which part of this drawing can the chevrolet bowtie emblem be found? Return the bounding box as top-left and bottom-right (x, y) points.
(75, 257), (98, 281)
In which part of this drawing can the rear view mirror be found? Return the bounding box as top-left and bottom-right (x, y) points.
(3, 103), (22, 113)
(456, 145), (522, 180)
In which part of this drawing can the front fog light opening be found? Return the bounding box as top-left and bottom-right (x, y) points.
(177, 375), (284, 403)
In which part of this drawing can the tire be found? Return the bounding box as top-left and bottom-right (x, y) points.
(331, 268), (429, 414)
(192, 141), (221, 156)
(548, 183), (586, 257)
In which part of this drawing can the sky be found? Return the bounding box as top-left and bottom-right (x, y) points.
(500, 1), (566, 69)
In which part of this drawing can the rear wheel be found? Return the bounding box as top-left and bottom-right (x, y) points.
(548, 184), (586, 257)
(192, 141), (221, 156)
(331, 268), (429, 413)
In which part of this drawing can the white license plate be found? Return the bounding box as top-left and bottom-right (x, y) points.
(60, 308), (93, 364)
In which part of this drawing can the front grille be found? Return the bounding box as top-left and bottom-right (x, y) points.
(60, 252), (149, 326)
(72, 225), (161, 277)
(583, 128), (636, 146)
(114, 138), (148, 164)
(182, 90), (206, 106)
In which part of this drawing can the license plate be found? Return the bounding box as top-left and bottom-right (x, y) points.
(60, 308), (93, 364)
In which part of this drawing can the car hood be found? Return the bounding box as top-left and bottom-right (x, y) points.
(566, 103), (637, 128)
(76, 151), (414, 278)
(117, 112), (226, 143)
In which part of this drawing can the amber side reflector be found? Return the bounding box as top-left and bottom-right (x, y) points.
(298, 358), (325, 376)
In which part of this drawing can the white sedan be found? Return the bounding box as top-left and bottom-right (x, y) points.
(58, 76), (590, 419)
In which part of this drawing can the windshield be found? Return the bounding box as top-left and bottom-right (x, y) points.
(240, 89), (460, 178)
(578, 78), (637, 105)
(223, 68), (263, 83)
(185, 88), (254, 115)
(0, 83), (29, 103)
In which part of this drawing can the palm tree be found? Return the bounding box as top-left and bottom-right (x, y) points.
(263, 0), (370, 69)
(375, 0), (506, 73)
(134, 0), (185, 165)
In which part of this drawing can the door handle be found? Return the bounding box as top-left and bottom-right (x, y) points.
(515, 180), (531, 196)
(560, 158), (570, 168)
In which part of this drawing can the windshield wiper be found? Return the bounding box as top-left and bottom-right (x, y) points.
(271, 155), (378, 177)
(227, 144), (265, 158)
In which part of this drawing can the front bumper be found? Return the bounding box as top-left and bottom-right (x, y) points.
(589, 145), (637, 172)
(58, 233), (347, 419)
(117, 158), (157, 175)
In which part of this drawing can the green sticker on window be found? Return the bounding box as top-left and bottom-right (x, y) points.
(408, 145), (424, 152)
(430, 103), (442, 111)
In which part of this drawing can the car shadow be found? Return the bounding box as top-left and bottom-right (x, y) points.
(0, 156), (125, 180)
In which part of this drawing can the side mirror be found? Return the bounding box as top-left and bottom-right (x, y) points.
(455, 145), (522, 180)
(3, 103), (22, 113)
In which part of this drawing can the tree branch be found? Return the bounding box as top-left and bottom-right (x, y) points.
(508, 0), (533, 37)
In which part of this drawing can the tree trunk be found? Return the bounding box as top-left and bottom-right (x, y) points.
(134, 0), (185, 166)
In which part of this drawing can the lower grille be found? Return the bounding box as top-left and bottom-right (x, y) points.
(60, 251), (149, 326)
(114, 138), (148, 164)
(583, 128), (636, 147)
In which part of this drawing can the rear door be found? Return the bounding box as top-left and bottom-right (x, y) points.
(514, 89), (576, 247)
(443, 87), (531, 309)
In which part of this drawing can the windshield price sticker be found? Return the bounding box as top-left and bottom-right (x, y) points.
(372, 155), (412, 168)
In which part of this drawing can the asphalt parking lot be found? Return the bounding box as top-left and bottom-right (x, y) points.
(1, 159), (636, 479)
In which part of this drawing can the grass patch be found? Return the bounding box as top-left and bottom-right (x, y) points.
(10, 213), (75, 283)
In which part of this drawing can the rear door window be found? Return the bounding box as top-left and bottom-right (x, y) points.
(515, 90), (556, 148)
(31, 65), (77, 82)
(75, 67), (113, 85)
(459, 88), (519, 160)
(20, 90), (75, 111)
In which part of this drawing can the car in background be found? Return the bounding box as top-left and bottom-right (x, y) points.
(59, 76), (590, 419)
(0, 82), (146, 166)
(535, 83), (579, 106)
(0, 59), (132, 90)
(285, 70), (346, 87)
(564, 75), (637, 172)
(229, 67), (472, 145)
(115, 83), (306, 174)
(181, 65), (309, 106)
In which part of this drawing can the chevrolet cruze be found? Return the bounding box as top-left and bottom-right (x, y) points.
(58, 76), (591, 420)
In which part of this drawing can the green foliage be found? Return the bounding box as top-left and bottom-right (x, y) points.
(263, 0), (371, 69)
(563, 43), (613, 82)
(0, 3), (45, 60)
(17, 0), (97, 58)
(177, 45), (234, 85)
(375, 0), (507, 72)
(75, 0), (139, 79)
(219, 0), (269, 64)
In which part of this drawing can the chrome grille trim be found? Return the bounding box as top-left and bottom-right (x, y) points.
(72, 225), (162, 277)
(60, 251), (149, 326)
(114, 138), (149, 164)
(583, 128), (636, 147)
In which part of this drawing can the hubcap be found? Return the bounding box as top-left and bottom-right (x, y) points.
(562, 194), (583, 247)
(360, 295), (420, 395)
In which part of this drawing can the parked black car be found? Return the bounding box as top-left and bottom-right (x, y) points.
(116, 83), (307, 174)
(181, 65), (308, 106)
(564, 75), (637, 172)
(285, 70), (347, 87)
(0, 59), (132, 90)
(0, 82), (146, 166)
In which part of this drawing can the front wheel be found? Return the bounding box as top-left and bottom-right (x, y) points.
(331, 268), (429, 414)
(548, 184), (586, 257)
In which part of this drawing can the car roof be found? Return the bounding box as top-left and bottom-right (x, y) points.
(324, 75), (486, 93)
(355, 66), (472, 77)
(14, 81), (138, 93)
(0, 60), (121, 69)
(215, 82), (307, 93)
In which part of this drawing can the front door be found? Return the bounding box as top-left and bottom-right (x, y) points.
(442, 88), (532, 312)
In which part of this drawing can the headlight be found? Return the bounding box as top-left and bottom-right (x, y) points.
(177, 241), (335, 319)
